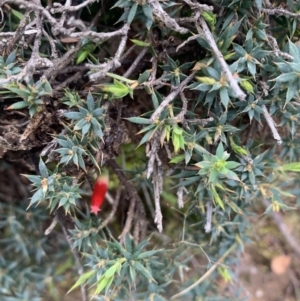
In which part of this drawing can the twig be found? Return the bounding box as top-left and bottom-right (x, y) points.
(187, 117), (214, 126)
(148, 0), (189, 34)
(56, 71), (84, 90)
(98, 186), (121, 231)
(146, 134), (164, 232)
(176, 34), (200, 53)
(107, 159), (147, 242)
(262, 199), (300, 259)
(6, 10), (30, 53)
(204, 201), (213, 233)
(89, 24), (130, 82)
(120, 195), (136, 243)
(176, 92), (188, 122)
(267, 35), (293, 60)
(150, 71), (196, 122)
(50, 0), (97, 13)
(176, 183), (186, 209)
(181, 0), (213, 11)
(123, 47), (148, 78)
(152, 155), (163, 233)
(42, 28), (58, 58)
(263, 7), (300, 19)
(44, 217), (58, 235)
(55, 208), (87, 301)
(262, 105), (282, 144)
(170, 243), (237, 300)
(197, 17), (246, 100)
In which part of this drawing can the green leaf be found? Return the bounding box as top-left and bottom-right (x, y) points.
(125, 234), (133, 253)
(193, 144), (210, 155)
(43, 80), (53, 95)
(138, 69), (151, 84)
(129, 265), (136, 283)
(28, 188), (44, 207)
(127, 3), (138, 25)
(136, 250), (160, 259)
(132, 261), (156, 281)
(219, 87), (230, 108)
(142, 4), (153, 20)
(169, 154), (185, 164)
(64, 112), (83, 120)
(6, 51), (16, 65)
(5, 86), (30, 98)
(11, 8), (24, 20)
(106, 72), (136, 84)
(67, 270), (96, 294)
(39, 159), (49, 178)
(281, 162), (300, 172)
(92, 275), (110, 296)
(216, 143), (224, 159)
(6, 100), (29, 110)
(86, 92), (94, 112)
(130, 39), (150, 47)
(226, 170), (240, 181)
(225, 161), (240, 169)
(126, 117), (151, 124)
(274, 72), (297, 82)
(105, 264), (118, 278)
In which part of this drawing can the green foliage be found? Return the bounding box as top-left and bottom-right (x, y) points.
(195, 143), (241, 184)
(3, 0), (300, 300)
(68, 234), (162, 297)
(4, 79), (52, 117)
(25, 159), (81, 213)
(0, 51), (21, 78)
(113, 0), (154, 29)
(64, 93), (105, 139)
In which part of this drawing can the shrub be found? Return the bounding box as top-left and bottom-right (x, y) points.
(1, 0), (300, 300)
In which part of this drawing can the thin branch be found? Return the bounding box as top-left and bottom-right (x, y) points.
(98, 187), (121, 231)
(107, 159), (147, 242)
(267, 35), (293, 60)
(89, 24), (130, 82)
(55, 209), (87, 301)
(146, 134), (164, 232)
(50, 0), (97, 13)
(123, 47), (148, 78)
(181, 0), (213, 11)
(262, 105), (282, 144)
(197, 17), (246, 100)
(170, 243), (237, 300)
(263, 7), (300, 19)
(204, 201), (213, 233)
(150, 71), (196, 122)
(148, 0), (189, 34)
(186, 117), (214, 125)
(262, 199), (300, 259)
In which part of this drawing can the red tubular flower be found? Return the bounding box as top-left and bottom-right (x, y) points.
(90, 175), (109, 214)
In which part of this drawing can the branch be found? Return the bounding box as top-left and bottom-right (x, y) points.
(123, 47), (148, 78)
(267, 35), (294, 60)
(50, 0), (97, 13)
(148, 0), (189, 34)
(150, 71), (196, 122)
(197, 17), (246, 100)
(89, 24), (130, 82)
(55, 208), (87, 301)
(170, 243), (237, 300)
(263, 7), (300, 19)
(262, 105), (282, 145)
(107, 159), (147, 242)
(262, 199), (300, 259)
